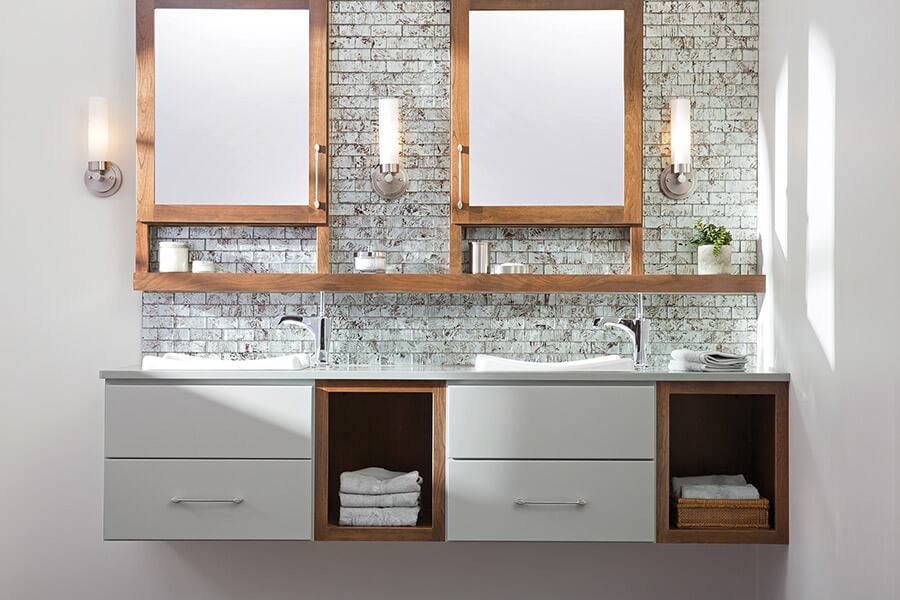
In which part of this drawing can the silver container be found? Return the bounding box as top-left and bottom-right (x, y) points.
(494, 262), (531, 274)
(470, 242), (490, 274)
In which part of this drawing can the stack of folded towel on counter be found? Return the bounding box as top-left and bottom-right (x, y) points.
(668, 349), (748, 373)
(672, 474), (760, 500)
(338, 467), (422, 527)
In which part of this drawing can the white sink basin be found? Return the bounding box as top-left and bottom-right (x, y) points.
(142, 353), (310, 371)
(473, 355), (634, 372)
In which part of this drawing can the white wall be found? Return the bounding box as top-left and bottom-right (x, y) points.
(757, 0), (900, 597)
(0, 2), (773, 598)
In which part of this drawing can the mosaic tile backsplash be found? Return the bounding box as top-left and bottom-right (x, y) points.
(144, 0), (760, 368)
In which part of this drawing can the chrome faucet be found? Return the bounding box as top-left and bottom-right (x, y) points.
(278, 291), (330, 366)
(593, 294), (649, 369)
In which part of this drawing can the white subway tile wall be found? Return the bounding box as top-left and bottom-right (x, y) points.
(145, 0), (759, 367)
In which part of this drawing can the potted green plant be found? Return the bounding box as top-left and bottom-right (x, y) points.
(690, 220), (733, 275)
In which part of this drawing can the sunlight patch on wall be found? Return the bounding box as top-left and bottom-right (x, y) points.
(775, 59), (790, 259)
(806, 24), (836, 369)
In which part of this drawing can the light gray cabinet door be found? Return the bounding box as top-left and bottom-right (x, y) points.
(447, 385), (655, 459)
(104, 459), (312, 540)
(105, 384), (312, 458)
(447, 460), (655, 542)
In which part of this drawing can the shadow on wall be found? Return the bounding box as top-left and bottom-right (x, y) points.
(163, 541), (759, 600)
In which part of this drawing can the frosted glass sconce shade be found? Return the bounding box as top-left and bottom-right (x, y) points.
(84, 96), (122, 197)
(372, 97), (408, 199)
(669, 98), (691, 168)
(660, 98), (696, 199)
(88, 96), (109, 162)
(378, 98), (400, 166)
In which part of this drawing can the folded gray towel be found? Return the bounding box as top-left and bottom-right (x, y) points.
(339, 491), (420, 508)
(681, 484), (760, 500)
(338, 506), (420, 527)
(672, 474), (747, 496)
(670, 349), (748, 366)
(339, 467), (423, 495)
(668, 360), (747, 373)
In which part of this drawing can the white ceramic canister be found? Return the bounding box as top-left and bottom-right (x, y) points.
(159, 241), (190, 273)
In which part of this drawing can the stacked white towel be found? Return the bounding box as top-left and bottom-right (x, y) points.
(338, 467), (422, 527)
(672, 474), (761, 500)
(668, 349), (748, 373)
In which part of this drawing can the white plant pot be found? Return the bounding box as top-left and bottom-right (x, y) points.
(697, 244), (732, 275)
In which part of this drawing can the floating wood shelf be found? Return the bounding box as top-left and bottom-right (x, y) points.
(133, 272), (766, 294)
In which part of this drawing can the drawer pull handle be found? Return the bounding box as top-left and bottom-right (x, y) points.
(515, 498), (587, 507)
(171, 497), (244, 504)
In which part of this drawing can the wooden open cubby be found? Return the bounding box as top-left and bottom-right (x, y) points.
(314, 381), (445, 541)
(656, 381), (789, 544)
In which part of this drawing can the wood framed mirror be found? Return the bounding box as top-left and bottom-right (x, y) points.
(136, 0), (328, 225)
(450, 0), (643, 227)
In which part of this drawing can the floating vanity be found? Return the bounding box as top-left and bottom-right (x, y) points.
(100, 367), (789, 545)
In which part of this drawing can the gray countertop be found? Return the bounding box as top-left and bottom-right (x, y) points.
(100, 364), (790, 383)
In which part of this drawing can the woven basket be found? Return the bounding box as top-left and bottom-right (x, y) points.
(671, 494), (770, 529)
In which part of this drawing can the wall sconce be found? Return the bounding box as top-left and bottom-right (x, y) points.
(83, 96), (122, 197)
(659, 98), (696, 200)
(371, 98), (408, 199)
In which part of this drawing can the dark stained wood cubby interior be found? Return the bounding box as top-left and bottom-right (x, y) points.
(315, 381), (446, 541)
(657, 381), (789, 544)
(326, 391), (434, 530)
(669, 393), (776, 528)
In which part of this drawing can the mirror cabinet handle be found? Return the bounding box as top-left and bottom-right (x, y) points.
(314, 143), (322, 209)
(457, 144), (464, 210)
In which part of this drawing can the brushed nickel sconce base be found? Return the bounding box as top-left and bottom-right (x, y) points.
(84, 161), (123, 197)
(659, 164), (696, 200)
(371, 164), (408, 199)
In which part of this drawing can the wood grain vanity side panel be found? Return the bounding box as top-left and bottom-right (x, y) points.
(431, 386), (447, 541)
(314, 386), (330, 540)
(655, 382), (671, 541)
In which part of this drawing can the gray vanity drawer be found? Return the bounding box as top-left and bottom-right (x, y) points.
(104, 459), (312, 540)
(105, 384), (312, 458)
(447, 385), (654, 459)
(447, 460), (655, 542)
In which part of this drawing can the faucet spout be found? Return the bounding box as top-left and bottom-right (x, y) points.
(593, 294), (649, 369)
(278, 292), (330, 366)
